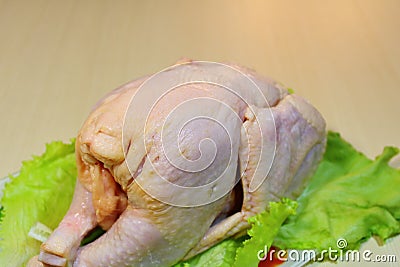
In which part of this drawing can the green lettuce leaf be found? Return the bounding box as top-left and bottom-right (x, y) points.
(173, 239), (242, 267)
(174, 199), (297, 267)
(274, 132), (400, 251)
(0, 140), (77, 267)
(233, 199), (297, 267)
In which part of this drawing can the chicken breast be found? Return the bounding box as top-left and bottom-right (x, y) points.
(29, 60), (326, 267)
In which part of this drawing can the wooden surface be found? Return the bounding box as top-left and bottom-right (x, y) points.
(1, 0), (399, 177)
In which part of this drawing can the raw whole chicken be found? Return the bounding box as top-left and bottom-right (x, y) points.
(28, 60), (326, 267)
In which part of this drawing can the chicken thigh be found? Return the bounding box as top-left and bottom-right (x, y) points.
(29, 60), (326, 267)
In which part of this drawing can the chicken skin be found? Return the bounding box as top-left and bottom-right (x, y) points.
(29, 60), (326, 267)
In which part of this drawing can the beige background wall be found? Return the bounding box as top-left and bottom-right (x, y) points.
(1, 0), (399, 177)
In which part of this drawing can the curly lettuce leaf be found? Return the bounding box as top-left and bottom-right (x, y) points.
(173, 239), (242, 267)
(0, 140), (77, 267)
(274, 132), (400, 251)
(233, 199), (297, 267)
(174, 199), (297, 267)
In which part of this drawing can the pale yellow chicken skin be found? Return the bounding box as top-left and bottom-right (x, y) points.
(29, 61), (326, 267)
